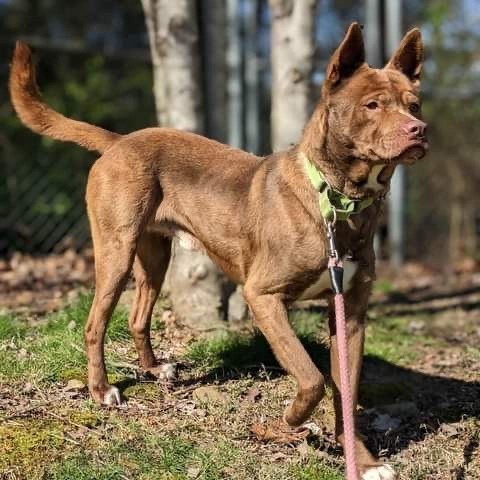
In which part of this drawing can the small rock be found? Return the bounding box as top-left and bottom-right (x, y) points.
(195, 408), (207, 418)
(297, 440), (313, 458)
(65, 379), (86, 391)
(381, 401), (419, 419)
(303, 421), (321, 435)
(187, 466), (201, 478)
(372, 413), (401, 432)
(245, 387), (261, 403)
(408, 319), (425, 333)
(18, 348), (28, 359)
(440, 423), (460, 437)
(67, 320), (77, 330)
(192, 386), (228, 405)
(161, 310), (175, 324)
(23, 382), (34, 394)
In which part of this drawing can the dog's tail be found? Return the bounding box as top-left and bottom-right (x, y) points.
(9, 41), (121, 154)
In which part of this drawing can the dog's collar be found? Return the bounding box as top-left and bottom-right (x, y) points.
(302, 154), (375, 222)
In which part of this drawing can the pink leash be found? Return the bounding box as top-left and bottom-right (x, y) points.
(327, 224), (359, 480)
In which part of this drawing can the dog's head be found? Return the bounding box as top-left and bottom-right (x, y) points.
(313, 23), (428, 198)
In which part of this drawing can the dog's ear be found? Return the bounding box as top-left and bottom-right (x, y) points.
(324, 22), (365, 90)
(386, 28), (423, 87)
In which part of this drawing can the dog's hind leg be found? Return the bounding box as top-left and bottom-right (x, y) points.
(129, 231), (175, 380)
(85, 233), (137, 406)
(84, 164), (160, 406)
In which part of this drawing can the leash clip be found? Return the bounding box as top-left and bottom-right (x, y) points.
(326, 221), (344, 294)
(325, 221), (339, 261)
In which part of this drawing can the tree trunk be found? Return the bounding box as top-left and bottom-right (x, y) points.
(141, 0), (168, 126)
(141, 0), (237, 330)
(269, 0), (316, 151)
(200, 0), (228, 142)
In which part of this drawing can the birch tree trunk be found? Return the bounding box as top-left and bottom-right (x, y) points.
(141, 0), (233, 330)
(269, 0), (317, 151)
(201, 0), (227, 143)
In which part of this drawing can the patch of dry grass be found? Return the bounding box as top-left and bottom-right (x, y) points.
(0, 291), (478, 479)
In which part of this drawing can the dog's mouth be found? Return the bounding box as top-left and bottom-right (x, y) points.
(393, 140), (429, 165)
(346, 140), (428, 200)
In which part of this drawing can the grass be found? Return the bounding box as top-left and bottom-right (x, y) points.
(186, 309), (438, 376)
(0, 292), (131, 385)
(0, 415), (343, 479)
(1, 292), (478, 479)
(0, 295), (345, 479)
(364, 315), (438, 365)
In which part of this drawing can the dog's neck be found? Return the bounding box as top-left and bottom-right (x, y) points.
(298, 101), (393, 200)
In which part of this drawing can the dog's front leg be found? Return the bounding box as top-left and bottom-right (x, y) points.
(328, 284), (396, 479)
(244, 288), (325, 426)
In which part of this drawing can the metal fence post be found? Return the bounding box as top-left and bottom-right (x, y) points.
(386, 0), (405, 268)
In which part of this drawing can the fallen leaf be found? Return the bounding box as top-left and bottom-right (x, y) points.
(250, 419), (309, 444)
(192, 386), (228, 405)
(270, 452), (287, 462)
(65, 379), (86, 391)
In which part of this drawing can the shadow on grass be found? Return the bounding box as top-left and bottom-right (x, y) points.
(370, 284), (480, 317)
(142, 309), (480, 463)
(454, 435), (480, 480)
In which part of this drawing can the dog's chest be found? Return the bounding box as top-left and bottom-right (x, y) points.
(367, 164), (385, 191)
(297, 257), (358, 300)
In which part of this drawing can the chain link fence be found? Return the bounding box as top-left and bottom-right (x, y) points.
(0, 154), (93, 254)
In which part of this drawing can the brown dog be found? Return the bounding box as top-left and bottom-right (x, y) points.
(10, 23), (427, 479)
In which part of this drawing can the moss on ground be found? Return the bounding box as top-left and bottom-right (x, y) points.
(1, 292), (477, 479)
(0, 420), (66, 477)
(123, 382), (163, 401)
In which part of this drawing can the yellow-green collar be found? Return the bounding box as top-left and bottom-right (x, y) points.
(302, 154), (374, 222)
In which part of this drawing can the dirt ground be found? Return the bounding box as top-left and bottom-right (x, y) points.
(0, 255), (479, 479)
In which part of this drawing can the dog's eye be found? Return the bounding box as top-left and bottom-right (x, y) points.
(366, 101), (379, 110)
(409, 103), (420, 114)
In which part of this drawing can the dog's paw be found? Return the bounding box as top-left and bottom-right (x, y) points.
(145, 363), (177, 381)
(362, 464), (396, 480)
(103, 386), (123, 406)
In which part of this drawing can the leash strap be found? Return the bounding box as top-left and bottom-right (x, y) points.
(327, 223), (359, 480)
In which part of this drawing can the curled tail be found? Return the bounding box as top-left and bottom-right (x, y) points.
(9, 41), (121, 153)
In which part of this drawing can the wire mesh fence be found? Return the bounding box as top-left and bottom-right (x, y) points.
(0, 154), (93, 254)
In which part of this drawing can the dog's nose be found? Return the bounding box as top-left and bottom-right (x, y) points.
(403, 120), (427, 139)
